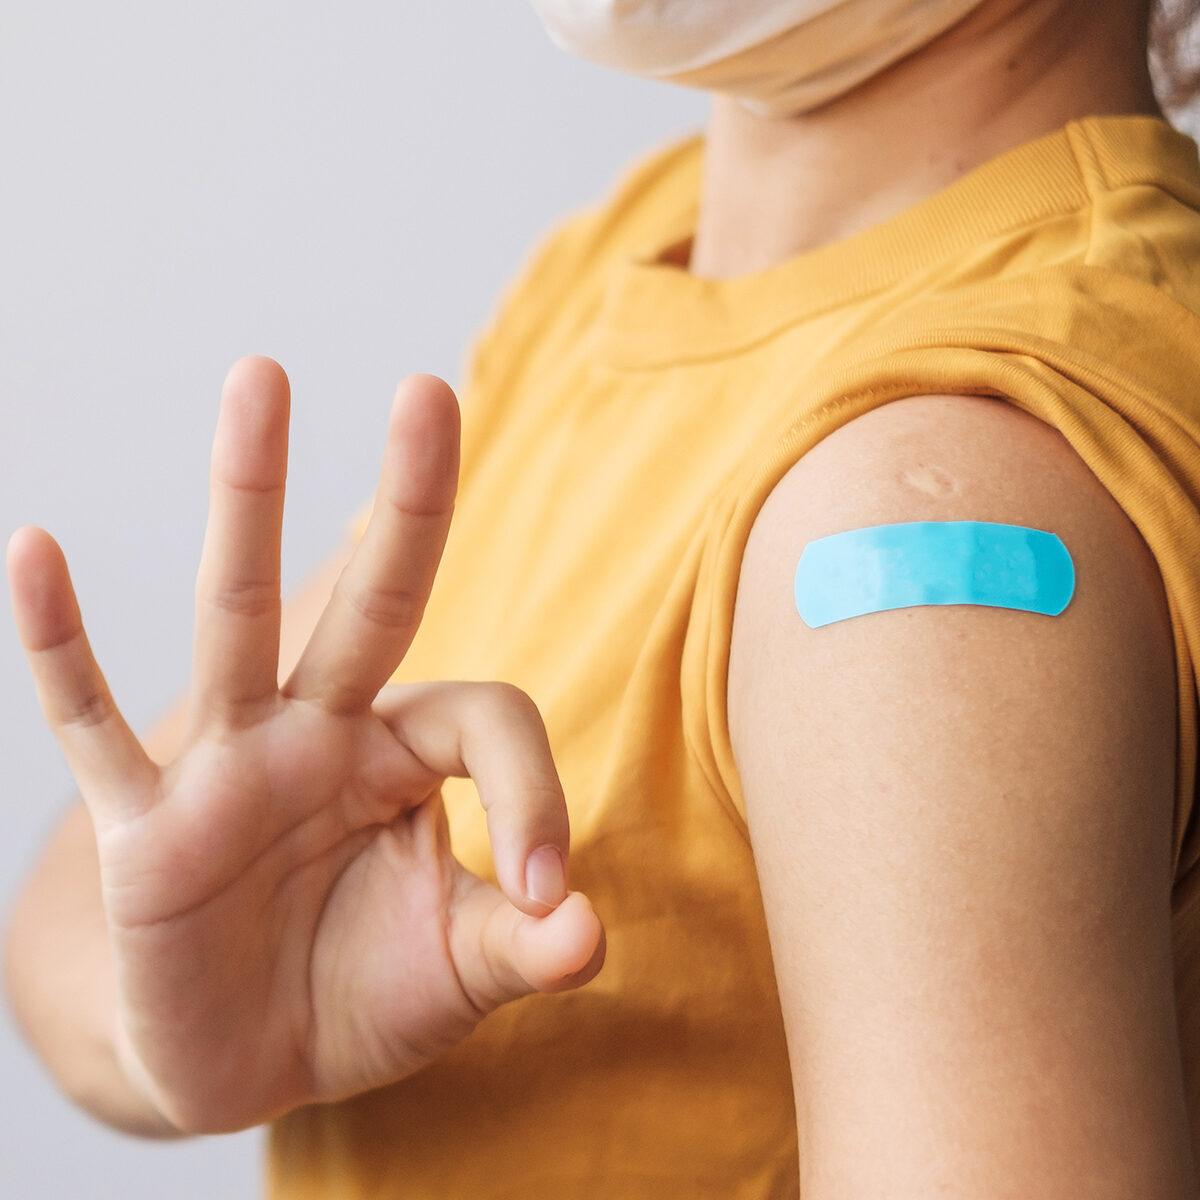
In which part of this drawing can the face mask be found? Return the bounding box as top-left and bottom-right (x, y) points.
(526, 0), (989, 117)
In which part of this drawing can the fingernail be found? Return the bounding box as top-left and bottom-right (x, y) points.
(525, 845), (567, 909)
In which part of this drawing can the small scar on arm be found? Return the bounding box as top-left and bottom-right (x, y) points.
(897, 463), (961, 497)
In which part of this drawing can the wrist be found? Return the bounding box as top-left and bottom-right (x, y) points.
(108, 1012), (186, 1138)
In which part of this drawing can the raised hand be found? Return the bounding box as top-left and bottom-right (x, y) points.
(6, 356), (605, 1134)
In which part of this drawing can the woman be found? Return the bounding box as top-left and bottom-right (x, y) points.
(8, 0), (1200, 1194)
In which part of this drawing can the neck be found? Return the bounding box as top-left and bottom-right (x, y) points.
(686, 0), (1164, 280)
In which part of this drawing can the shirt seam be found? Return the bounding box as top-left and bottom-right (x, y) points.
(1065, 120), (1106, 268)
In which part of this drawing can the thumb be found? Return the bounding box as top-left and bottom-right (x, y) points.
(449, 880), (606, 1014)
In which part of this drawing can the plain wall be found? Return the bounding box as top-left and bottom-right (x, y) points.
(3, 4), (1198, 1199)
(0, 3), (704, 1196)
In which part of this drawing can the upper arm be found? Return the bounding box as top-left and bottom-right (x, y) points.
(727, 394), (1198, 1196)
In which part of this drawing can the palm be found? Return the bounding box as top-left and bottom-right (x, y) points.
(8, 358), (604, 1134)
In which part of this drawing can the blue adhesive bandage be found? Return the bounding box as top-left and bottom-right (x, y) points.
(794, 520), (1075, 628)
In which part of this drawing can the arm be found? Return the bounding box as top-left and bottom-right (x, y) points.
(2, 537), (354, 1137)
(727, 393), (1200, 1197)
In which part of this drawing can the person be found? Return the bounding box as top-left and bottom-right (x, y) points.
(7, 0), (1200, 1194)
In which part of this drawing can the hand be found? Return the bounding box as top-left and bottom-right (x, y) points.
(6, 356), (605, 1134)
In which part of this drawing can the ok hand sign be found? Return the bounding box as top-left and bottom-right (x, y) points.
(7, 356), (605, 1135)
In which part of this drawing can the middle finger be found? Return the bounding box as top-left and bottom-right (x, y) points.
(189, 355), (289, 730)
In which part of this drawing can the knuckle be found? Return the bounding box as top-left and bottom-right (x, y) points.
(54, 685), (115, 732)
(213, 473), (286, 500)
(521, 778), (568, 810)
(200, 578), (280, 621)
(383, 486), (453, 523)
(338, 577), (426, 631)
(476, 680), (543, 724)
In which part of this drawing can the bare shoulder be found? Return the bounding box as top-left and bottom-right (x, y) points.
(726, 394), (1196, 1196)
(728, 394), (1174, 755)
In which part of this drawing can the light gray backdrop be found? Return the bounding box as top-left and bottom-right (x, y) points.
(0, 3), (705, 1197)
(3, 4), (1198, 1200)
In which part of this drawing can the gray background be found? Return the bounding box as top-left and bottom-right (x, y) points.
(0, 3), (704, 1197)
(2, 4), (1198, 1200)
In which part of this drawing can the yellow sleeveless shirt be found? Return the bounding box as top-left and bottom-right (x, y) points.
(267, 114), (1200, 1198)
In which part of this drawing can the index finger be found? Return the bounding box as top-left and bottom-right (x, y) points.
(280, 374), (459, 714)
(373, 679), (572, 919)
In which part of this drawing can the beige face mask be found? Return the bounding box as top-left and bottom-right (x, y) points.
(526, 0), (989, 116)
